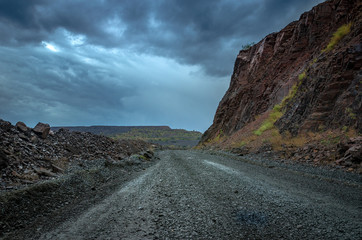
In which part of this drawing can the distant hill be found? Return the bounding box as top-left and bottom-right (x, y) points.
(51, 126), (171, 136)
(51, 126), (202, 148)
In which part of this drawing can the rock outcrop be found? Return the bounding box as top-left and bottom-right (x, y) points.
(200, 0), (361, 171)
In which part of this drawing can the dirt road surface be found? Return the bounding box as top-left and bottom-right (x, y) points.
(7, 150), (362, 239)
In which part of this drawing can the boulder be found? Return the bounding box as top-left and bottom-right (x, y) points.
(143, 150), (154, 159)
(344, 145), (362, 164)
(34, 167), (57, 177)
(0, 119), (12, 132)
(33, 122), (50, 139)
(16, 121), (29, 132)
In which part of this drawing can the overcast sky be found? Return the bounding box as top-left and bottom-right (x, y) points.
(0, 0), (324, 132)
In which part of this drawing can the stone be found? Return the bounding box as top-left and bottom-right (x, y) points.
(65, 144), (79, 154)
(11, 170), (22, 178)
(16, 121), (28, 132)
(23, 172), (39, 181)
(18, 133), (28, 140)
(143, 151), (154, 159)
(34, 167), (57, 177)
(335, 159), (344, 165)
(51, 164), (64, 173)
(344, 145), (362, 164)
(33, 122), (50, 139)
(0, 119), (12, 132)
(30, 135), (38, 143)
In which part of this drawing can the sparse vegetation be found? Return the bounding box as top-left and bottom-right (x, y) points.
(254, 80), (303, 136)
(236, 126), (359, 156)
(208, 129), (224, 144)
(320, 134), (341, 146)
(266, 129), (308, 151)
(346, 107), (356, 120)
(298, 71), (306, 81)
(280, 83), (299, 107)
(322, 22), (352, 52)
(342, 126), (348, 132)
(253, 66), (308, 137)
(239, 141), (247, 147)
(112, 128), (202, 147)
(318, 124), (326, 132)
(254, 105), (282, 136)
(241, 42), (255, 50)
(251, 22), (355, 138)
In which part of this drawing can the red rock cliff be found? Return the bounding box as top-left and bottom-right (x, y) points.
(201, 0), (361, 144)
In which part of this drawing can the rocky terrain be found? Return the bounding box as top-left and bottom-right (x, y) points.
(51, 125), (171, 136)
(52, 125), (202, 148)
(200, 0), (361, 172)
(0, 119), (155, 190)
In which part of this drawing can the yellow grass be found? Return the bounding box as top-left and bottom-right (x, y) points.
(322, 22), (352, 52)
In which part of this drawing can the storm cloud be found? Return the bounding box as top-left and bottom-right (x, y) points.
(0, 0), (324, 131)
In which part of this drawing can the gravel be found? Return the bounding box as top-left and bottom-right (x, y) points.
(0, 154), (158, 239)
(2, 150), (361, 239)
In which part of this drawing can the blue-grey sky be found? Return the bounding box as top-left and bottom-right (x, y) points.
(0, 0), (324, 132)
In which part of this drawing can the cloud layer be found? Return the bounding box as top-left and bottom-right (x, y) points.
(0, 0), (324, 131)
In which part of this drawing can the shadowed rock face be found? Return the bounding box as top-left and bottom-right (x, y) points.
(201, 0), (361, 143)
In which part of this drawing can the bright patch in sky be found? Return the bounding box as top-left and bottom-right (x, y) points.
(41, 41), (58, 52)
(63, 30), (86, 46)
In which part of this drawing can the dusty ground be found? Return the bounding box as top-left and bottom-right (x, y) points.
(1, 150), (361, 239)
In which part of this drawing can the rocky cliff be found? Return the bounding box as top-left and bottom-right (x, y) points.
(200, 0), (361, 170)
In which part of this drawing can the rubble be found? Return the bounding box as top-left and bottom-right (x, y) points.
(335, 137), (362, 170)
(275, 136), (362, 173)
(0, 119), (153, 189)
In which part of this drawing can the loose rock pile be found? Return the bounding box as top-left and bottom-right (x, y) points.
(229, 135), (362, 173)
(279, 137), (362, 173)
(0, 119), (153, 189)
(335, 137), (362, 170)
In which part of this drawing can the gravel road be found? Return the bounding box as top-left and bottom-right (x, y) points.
(27, 150), (362, 239)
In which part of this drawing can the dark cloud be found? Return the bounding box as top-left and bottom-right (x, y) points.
(0, 0), (325, 76)
(0, 0), (325, 130)
(0, 0), (45, 27)
(0, 45), (135, 126)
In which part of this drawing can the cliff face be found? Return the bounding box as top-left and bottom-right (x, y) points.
(201, 0), (361, 146)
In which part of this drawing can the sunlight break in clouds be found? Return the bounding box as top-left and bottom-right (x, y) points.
(41, 41), (59, 52)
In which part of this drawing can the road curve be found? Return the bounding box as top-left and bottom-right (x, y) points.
(40, 150), (362, 239)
